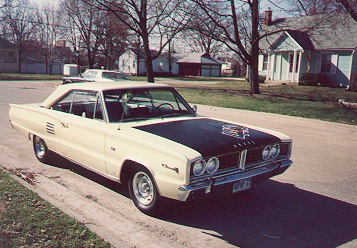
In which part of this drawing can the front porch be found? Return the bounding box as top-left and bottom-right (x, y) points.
(260, 50), (306, 83)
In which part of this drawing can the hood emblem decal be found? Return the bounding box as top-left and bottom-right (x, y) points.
(222, 124), (250, 139)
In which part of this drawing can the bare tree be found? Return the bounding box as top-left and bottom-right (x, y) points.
(1, 0), (36, 72)
(190, 0), (262, 94)
(34, 6), (61, 74)
(82, 0), (193, 83)
(97, 11), (128, 69)
(336, 0), (357, 21)
(179, 28), (224, 56)
(61, 0), (106, 69)
(293, 0), (356, 21)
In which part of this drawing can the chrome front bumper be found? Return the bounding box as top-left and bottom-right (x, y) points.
(177, 159), (292, 201)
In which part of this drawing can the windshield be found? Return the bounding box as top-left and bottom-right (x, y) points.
(103, 87), (195, 122)
(82, 70), (98, 78)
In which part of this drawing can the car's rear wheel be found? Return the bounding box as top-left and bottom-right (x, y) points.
(33, 135), (52, 164)
(128, 168), (161, 215)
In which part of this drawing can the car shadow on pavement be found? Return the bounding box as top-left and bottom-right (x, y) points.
(46, 155), (356, 248)
(47, 154), (129, 197)
(157, 180), (357, 248)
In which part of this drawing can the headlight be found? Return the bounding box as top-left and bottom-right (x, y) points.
(271, 143), (280, 158)
(262, 145), (271, 160)
(262, 143), (280, 160)
(206, 157), (219, 174)
(192, 159), (206, 176)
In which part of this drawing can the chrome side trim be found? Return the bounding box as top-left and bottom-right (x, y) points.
(48, 149), (120, 183)
(46, 122), (55, 134)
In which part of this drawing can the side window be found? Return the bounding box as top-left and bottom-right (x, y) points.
(71, 91), (97, 118)
(51, 91), (75, 113)
(51, 90), (103, 120)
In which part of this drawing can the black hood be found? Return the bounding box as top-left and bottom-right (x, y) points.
(134, 118), (280, 157)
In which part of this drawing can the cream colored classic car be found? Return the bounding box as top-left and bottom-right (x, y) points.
(9, 81), (292, 214)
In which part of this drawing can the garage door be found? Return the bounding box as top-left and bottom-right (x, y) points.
(201, 65), (221, 77)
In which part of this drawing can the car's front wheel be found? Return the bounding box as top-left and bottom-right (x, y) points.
(128, 168), (161, 215)
(33, 135), (52, 164)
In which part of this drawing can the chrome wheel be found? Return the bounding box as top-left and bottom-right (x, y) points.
(132, 171), (155, 206)
(33, 135), (52, 163)
(34, 136), (46, 158)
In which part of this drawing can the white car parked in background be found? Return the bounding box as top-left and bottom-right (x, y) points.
(62, 69), (129, 84)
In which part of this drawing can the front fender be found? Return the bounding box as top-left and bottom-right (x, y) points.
(105, 126), (201, 200)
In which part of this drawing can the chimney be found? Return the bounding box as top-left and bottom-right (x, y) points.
(264, 8), (272, 29)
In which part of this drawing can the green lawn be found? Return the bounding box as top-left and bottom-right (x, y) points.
(0, 73), (63, 81)
(172, 80), (357, 125)
(0, 169), (112, 247)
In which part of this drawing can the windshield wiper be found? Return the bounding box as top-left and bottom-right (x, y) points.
(160, 113), (187, 118)
(121, 117), (148, 122)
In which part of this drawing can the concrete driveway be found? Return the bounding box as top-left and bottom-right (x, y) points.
(1, 80), (356, 248)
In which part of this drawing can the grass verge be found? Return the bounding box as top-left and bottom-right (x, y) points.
(0, 73), (63, 81)
(173, 81), (357, 125)
(0, 168), (112, 247)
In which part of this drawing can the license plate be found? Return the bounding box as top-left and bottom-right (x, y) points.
(233, 178), (251, 193)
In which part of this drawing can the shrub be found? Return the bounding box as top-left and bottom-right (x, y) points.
(299, 72), (330, 87)
(258, 75), (266, 84)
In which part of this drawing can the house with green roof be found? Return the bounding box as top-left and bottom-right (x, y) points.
(259, 11), (357, 88)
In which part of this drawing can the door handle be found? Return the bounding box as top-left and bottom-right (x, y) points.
(61, 122), (69, 128)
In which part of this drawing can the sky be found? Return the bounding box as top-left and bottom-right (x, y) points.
(28, 0), (293, 17)
(29, 0), (59, 7)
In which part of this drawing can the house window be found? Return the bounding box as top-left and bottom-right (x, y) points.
(0, 51), (17, 63)
(262, 54), (268, 70)
(321, 54), (332, 73)
(159, 61), (164, 70)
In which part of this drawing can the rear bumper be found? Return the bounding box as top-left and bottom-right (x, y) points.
(177, 159), (292, 201)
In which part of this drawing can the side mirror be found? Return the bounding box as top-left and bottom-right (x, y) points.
(192, 105), (197, 113)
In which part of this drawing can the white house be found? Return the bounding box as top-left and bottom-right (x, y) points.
(259, 11), (357, 88)
(119, 50), (224, 77)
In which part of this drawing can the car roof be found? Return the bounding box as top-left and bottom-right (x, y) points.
(84, 69), (124, 73)
(41, 81), (173, 108)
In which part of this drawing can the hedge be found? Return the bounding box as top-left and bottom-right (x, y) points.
(299, 72), (330, 87)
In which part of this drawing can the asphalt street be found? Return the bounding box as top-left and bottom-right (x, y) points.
(0, 80), (356, 248)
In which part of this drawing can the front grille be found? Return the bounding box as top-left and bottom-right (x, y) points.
(214, 147), (265, 172)
(191, 142), (292, 180)
(246, 147), (264, 165)
(215, 152), (240, 171)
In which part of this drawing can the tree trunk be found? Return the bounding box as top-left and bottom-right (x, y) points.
(249, 0), (260, 95)
(88, 49), (94, 69)
(18, 49), (22, 73)
(142, 32), (155, 82)
(145, 50), (155, 83)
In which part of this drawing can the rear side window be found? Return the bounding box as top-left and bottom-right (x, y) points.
(51, 92), (75, 113)
(51, 90), (104, 120)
